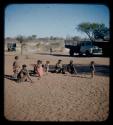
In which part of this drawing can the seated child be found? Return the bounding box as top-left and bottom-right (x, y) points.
(34, 60), (44, 78)
(44, 61), (50, 74)
(67, 60), (77, 74)
(55, 60), (65, 74)
(12, 56), (20, 79)
(17, 64), (33, 83)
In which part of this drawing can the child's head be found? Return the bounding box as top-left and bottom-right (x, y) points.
(37, 60), (41, 64)
(91, 61), (95, 65)
(58, 60), (62, 63)
(22, 64), (27, 69)
(70, 60), (73, 64)
(46, 61), (50, 64)
(15, 56), (19, 60)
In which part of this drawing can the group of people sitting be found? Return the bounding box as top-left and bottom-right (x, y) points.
(55, 59), (77, 74)
(12, 56), (95, 83)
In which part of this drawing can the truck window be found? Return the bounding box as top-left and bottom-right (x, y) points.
(86, 42), (91, 46)
(82, 43), (84, 46)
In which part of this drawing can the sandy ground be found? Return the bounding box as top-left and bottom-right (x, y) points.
(4, 51), (109, 121)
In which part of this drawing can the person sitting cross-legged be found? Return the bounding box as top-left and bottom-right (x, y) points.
(67, 60), (77, 74)
(55, 60), (65, 74)
(17, 64), (33, 83)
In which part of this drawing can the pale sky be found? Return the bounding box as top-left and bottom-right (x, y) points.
(5, 4), (109, 38)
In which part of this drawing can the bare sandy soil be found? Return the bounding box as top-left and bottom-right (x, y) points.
(4, 51), (109, 121)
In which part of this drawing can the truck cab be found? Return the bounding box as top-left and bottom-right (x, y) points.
(80, 41), (102, 56)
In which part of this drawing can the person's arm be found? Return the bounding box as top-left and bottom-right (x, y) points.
(73, 65), (77, 74)
(56, 63), (58, 68)
(34, 65), (37, 71)
(93, 65), (95, 72)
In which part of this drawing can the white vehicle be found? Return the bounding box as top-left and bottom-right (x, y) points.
(65, 40), (102, 56)
(80, 41), (102, 56)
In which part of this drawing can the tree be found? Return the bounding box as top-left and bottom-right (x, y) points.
(93, 24), (109, 40)
(31, 35), (37, 39)
(50, 36), (54, 40)
(16, 35), (24, 56)
(77, 22), (109, 42)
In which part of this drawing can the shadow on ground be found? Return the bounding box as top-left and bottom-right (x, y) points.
(52, 54), (108, 58)
(36, 52), (109, 58)
(4, 75), (17, 82)
(48, 64), (109, 77)
(76, 64), (109, 77)
(5, 64), (109, 82)
(36, 52), (51, 56)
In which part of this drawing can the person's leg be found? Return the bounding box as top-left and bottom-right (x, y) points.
(13, 69), (18, 79)
(36, 73), (40, 78)
(36, 69), (42, 80)
(62, 68), (65, 74)
(20, 73), (25, 82)
(68, 69), (71, 74)
(23, 75), (27, 81)
(46, 69), (48, 75)
(37, 73), (41, 80)
(58, 68), (62, 73)
(92, 71), (94, 77)
(70, 67), (73, 74)
(91, 71), (94, 78)
(12, 71), (16, 78)
(73, 67), (77, 74)
(56, 68), (60, 73)
(26, 74), (33, 82)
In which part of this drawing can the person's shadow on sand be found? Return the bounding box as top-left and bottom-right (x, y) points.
(71, 74), (91, 79)
(4, 75), (17, 82)
(28, 70), (38, 77)
(63, 74), (91, 79)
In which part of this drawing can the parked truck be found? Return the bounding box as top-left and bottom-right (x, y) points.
(65, 40), (102, 56)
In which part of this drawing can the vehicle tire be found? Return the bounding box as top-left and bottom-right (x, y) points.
(69, 49), (74, 56)
(85, 50), (90, 57)
(79, 52), (82, 56)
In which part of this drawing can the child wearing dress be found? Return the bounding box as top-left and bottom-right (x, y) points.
(90, 61), (95, 78)
(34, 60), (44, 79)
(12, 56), (20, 79)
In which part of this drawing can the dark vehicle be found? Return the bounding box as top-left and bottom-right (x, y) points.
(93, 41), (110, 57)
(7, 43), (16, 51)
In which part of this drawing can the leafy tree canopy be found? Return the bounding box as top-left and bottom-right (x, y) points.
(77, 22), (109, 41)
